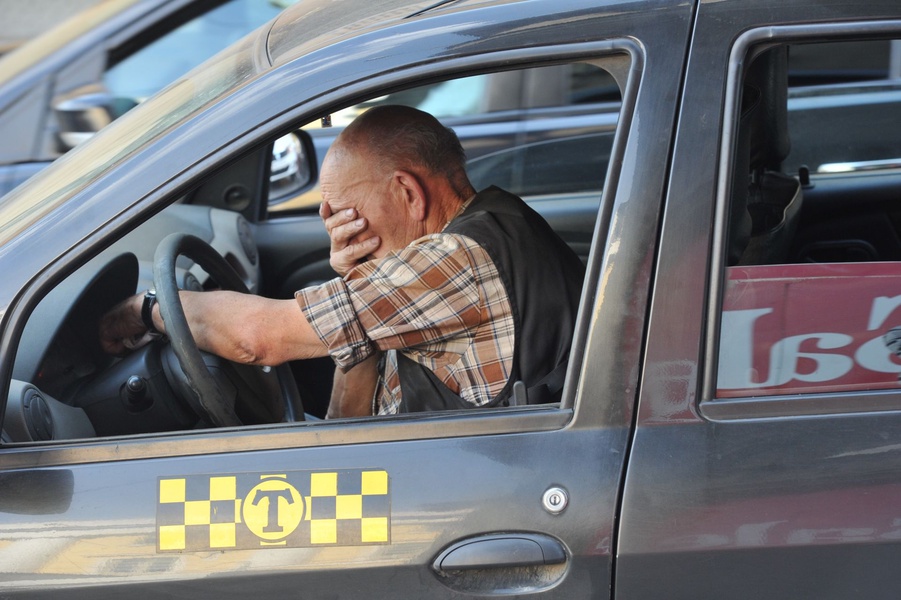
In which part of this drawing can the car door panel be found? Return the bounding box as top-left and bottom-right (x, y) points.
(0, 420), (618, 598)
(620, 1), (901, 598)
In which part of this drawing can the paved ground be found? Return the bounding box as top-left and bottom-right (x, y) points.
(0, 0), (103, 53)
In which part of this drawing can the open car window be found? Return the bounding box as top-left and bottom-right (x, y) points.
(271, 63), (621, 213)
(785, 39), (901, 176)
(4, 56), (628, 443)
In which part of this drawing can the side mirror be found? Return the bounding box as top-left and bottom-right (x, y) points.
(267, 130), (318, 207)
(52, 90), (138, 151)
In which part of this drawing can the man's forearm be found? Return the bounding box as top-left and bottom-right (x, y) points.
(168, 290), (326, 365)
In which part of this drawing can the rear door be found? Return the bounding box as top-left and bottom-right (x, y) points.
(618, 1), (901, 598)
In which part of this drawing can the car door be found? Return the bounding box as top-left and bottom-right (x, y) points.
(617, 1), (901, 598)
(0, 0), (692, 597)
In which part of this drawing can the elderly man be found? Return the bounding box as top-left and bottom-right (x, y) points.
(100, 105), (584, 418)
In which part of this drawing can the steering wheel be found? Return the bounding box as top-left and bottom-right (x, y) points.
(153, 233), (303, 427)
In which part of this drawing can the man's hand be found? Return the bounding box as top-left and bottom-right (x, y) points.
(98, 293), (151, 356)
(320, 202), (381, 276)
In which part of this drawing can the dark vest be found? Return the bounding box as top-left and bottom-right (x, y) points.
(398, 186), (585, 412)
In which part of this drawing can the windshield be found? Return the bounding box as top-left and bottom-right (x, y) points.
(104, 0), (298, 102)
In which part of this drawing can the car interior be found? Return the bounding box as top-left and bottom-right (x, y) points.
(728, 45), (803, 267)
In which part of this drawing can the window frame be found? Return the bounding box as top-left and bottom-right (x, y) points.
(702, 20), (901, 421)
(0, 41), (642, 459)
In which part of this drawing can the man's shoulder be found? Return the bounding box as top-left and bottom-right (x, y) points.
(450, 186), (585, 275)
(469, 186), (525, 211)
(373, 232), (486, 275)
(450, 186), (556, 241)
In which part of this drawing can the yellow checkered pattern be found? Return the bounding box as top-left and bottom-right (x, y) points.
(307, 470), (389, 544)
(157, 470), (389, 552)
(159, 476), (241, 551)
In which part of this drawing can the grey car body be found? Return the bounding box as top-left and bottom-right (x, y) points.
(1, 0), (901, 598)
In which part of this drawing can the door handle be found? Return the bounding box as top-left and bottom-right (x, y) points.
(433, 533), (567, 571)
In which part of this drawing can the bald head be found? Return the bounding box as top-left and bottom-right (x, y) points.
(331, 105), (472, 197)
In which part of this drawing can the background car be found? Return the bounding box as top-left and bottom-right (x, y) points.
(0, 0), (300, 198)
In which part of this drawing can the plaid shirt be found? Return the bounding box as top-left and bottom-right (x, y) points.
(295, 233), (514, 415)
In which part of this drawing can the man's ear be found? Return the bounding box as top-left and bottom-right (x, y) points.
(393, 170), (427, 221)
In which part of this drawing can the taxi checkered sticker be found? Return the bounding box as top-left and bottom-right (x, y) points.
(157, 469), (390, 552)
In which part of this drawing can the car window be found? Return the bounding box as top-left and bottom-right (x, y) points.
(5, 56), (627, 442)
(715, 37), (901, 400)
(323, 63), (620, 125)
(784, 39), (901, 175)
(103, 0), (298, 103)
(718, 262), (901, 397)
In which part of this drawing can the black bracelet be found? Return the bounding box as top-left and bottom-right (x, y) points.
(141, 289), (160, 334)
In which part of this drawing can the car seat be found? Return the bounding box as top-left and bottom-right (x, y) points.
(728, 46), (803, 266)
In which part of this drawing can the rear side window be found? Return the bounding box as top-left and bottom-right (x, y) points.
(785, 39), (901, 176)
(719, 263), (901, 397)
(715, 37), (901, 401)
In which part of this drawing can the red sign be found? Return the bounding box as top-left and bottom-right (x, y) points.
(718, 262), (901, 398)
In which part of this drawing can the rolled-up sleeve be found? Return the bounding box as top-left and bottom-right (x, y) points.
(295, 234), (485, 372)
(295, 277), (375, 370)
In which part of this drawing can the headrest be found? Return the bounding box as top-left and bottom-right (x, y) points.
(740, 46), (791, 170)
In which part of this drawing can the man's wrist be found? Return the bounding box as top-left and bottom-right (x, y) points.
(141, 289), (161, 334)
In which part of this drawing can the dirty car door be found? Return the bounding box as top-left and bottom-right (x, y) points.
(618, 1), (901, 599)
